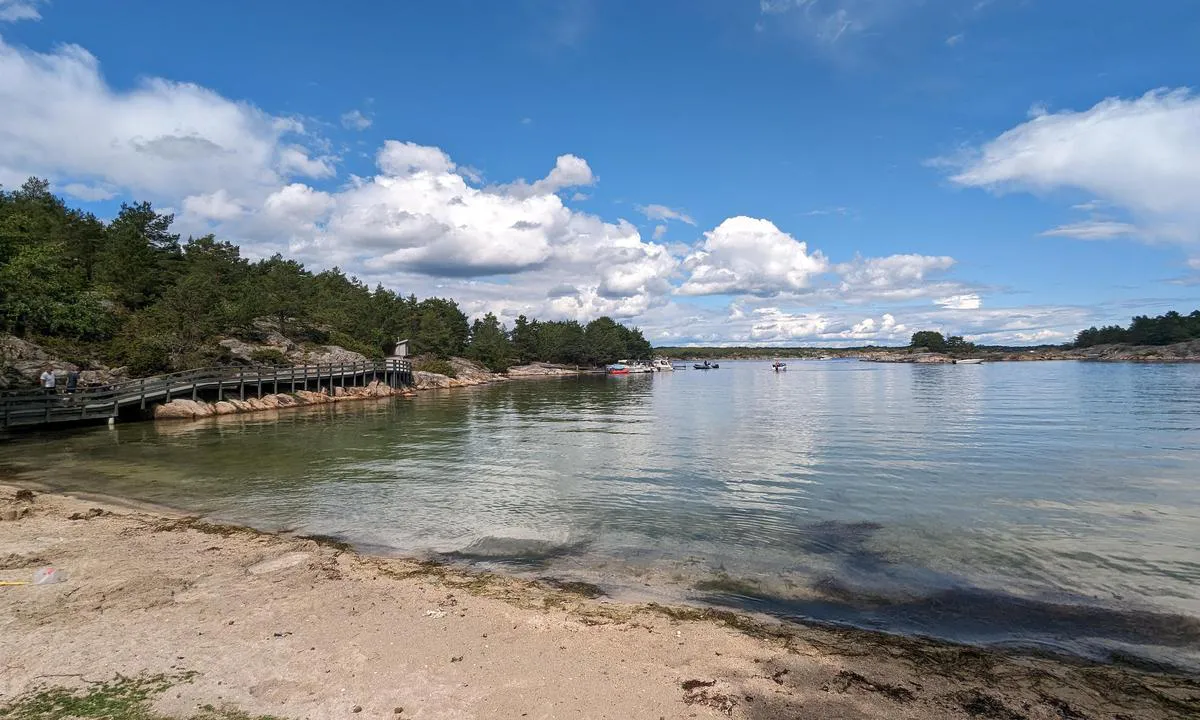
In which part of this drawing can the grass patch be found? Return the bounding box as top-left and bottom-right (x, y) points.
(0, 672), (287, 720)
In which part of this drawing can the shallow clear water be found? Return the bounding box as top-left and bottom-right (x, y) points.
(4, 360), (1200, 670)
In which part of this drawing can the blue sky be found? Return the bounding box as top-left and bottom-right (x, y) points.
(2, 0), (1198, 345)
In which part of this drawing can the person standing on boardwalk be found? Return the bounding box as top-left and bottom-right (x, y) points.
(39, 366), (57, 395)
(66, 369), (80, 394)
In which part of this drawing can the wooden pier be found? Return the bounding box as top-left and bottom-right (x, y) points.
(0, 360), (413, 430)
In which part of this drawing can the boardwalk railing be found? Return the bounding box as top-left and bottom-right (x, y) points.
(1, 360), (413, 429)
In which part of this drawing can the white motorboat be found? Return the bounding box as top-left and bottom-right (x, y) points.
(620, 360), (655, 373)
(955, 358), (984, 364)
(651, 358), (675, 372)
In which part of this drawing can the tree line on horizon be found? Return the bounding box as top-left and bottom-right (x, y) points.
(1073, 310), (1200, 348)
(0, 177), (650, 376)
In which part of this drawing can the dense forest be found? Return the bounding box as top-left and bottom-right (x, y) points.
(1074, 311), (1200, 348)
(0, 178), (651, 376)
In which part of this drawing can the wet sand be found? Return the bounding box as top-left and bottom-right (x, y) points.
(1, 485), (1197, 719)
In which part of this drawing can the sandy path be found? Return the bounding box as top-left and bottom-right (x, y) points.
(1, 486), (1196, 719)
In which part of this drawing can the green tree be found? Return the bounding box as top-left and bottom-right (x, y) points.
(944, 335), (975, 354)
(467, 312), (514, 371)
(0, 240), (114, 339)
(413, 298), (468, 357)
(910, 331), (946, 352)
(536, 320), (586, 364)
(621, 325), (653, 361)
(1074, 309), (1200, 348)
(511, 314), (539, 363)
(153, 236), (251, 341)
(0, 178), (71, 267)
(96, 202), (181, 310)
(257, 255), (311, 336)
(584, 316), (628, 364)
(62, 210), (107, 285)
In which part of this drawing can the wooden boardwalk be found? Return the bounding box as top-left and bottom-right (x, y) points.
(0, 360), (413, 430)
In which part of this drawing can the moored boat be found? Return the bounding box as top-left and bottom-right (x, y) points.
(651, 358), (675, 372)
(955, 358), (984, 365)
(606, 364), (630, 375)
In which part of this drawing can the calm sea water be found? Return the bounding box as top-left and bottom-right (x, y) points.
(3, 360), (1199, 671)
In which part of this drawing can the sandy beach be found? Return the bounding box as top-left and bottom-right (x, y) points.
(1, 485), (1196, 720)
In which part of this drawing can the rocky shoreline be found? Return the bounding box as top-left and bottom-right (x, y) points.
(839, 339), (1200, 364)
(152, 380), (413, 419)
(149, 359), (594, 421)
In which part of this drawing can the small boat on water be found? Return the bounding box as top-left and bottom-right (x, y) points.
(693, 361), (719, 370)
(651, 358), (675, 372)
(615, 359), (654, 374)
(772, 361), (787, 371)
(955, 358), (984, 365)
(606, 363), (630, 375)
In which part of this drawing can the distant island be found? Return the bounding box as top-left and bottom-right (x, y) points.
(660, 314), (1200, 364)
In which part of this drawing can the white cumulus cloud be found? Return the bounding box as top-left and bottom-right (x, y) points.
(947, 88), (1200, 244)
(679, 216), (828, 296)
(340, 109), (373, 131)
(0, 36), (333, 202)
(60, 182), (116, 202)
(835, 253), (960, 302)
(0, 0), (45, 22)
(934, 293), (982, 310)
(496, 154), (596, 200)
(182, 189), (246, 222)
(639, 203), (696, 225)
